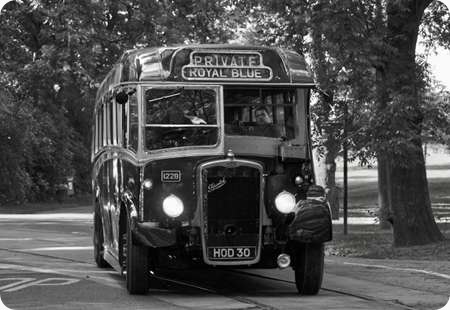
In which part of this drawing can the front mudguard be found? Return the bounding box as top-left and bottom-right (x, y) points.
(123, 191), (176, 248)
(288, 199), (332, 243)
(133, 222), (176, 248)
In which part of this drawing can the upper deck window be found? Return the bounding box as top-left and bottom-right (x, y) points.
(144, 87), (218, 151)
(224, 88), (297, 139)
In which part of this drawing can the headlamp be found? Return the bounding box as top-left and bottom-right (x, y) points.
(162, 194), (184, 218)
(274, 191), (296, 214)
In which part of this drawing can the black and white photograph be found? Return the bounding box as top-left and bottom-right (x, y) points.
(0, 0), (449, 309)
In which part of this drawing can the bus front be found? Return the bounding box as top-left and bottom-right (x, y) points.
(126, 46), (331, 295)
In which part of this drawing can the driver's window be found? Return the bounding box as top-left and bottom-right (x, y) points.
(224, 88), (296, 138)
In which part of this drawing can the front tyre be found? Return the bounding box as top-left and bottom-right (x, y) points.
(125, 217), (149, 294)
(293, 243), (324, 295)
(93, 206), (109, 268)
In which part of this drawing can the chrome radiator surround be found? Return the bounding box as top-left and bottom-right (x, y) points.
(196, 158), (264, 266)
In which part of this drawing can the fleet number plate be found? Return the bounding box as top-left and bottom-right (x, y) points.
(208, 247), (256, 260)
(161, 170), (181, 182)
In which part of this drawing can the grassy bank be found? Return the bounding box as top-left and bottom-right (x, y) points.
(330, 161), (450, 260)
(327, 223), (450, 260)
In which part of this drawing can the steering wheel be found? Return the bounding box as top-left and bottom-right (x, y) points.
(161, 128), (189, 143)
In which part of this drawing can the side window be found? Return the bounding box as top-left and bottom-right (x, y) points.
(98, 105), (103, 148)
(103, 102), (108, 146)
(106, 100), (111, 145)
(128, 91), (139, 151)
(109, 99), (114, 145)
(117, 98), (123, 146)
(122, 103), (128, 147)
(295, 88), (308, 142)
(93, 110), (98, 153)
(112, 98), (118, 145)
(96, 111), (99, 151)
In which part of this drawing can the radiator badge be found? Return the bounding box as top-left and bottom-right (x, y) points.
(208, 178), (226, 193)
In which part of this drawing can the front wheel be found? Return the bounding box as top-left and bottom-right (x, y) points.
(125, 217), (149, 294)
(293, 243), (324, 295)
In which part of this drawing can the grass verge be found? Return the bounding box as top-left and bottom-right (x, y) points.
(327, 223), (450, 260)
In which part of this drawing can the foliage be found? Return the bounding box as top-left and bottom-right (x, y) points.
(420, 1), (450, 51)
(0, 0), (235, 204)
(422, 81), (450, 146)
(0, 87), (34, 204)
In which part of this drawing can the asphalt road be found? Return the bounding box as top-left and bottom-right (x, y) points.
(0, 209), (448, 310)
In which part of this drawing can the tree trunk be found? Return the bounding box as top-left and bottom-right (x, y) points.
(381, 0), (444, 246)
(315, 143), (340, 220)
(377, 155), (393, 229)
(389, 141), (443, 245)
(324, 147), (340, 220)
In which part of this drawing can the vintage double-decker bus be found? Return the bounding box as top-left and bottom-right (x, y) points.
(92, 44), (332, 295)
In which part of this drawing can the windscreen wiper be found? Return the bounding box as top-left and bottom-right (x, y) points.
(147, 87), (184, 103)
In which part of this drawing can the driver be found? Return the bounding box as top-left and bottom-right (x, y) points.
(252, 106), (280, 137)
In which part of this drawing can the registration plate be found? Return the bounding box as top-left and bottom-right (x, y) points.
(208, 247), (256, 260)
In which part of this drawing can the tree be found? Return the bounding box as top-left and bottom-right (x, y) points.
(0, 0), (236, 203)
(371, 0), (446, 245)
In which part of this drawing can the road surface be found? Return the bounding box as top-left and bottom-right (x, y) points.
(0, 208), (448, 310)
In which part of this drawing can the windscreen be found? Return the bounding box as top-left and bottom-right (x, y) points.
(224, 88), (296, 139)
(144, 87), (218, 151)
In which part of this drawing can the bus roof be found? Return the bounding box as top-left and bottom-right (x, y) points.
(96, 44), (314, 101)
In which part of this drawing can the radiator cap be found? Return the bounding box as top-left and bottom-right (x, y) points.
(226, 149), (235, 159)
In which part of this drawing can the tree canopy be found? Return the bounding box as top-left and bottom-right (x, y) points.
(0, 0), (235, 203)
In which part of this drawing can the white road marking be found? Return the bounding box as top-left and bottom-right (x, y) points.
(341, 261), (450, 280)
(332, 217), (378, 225)
(0, 238), (32, 241)
(0, 213), (92, 221)
(0, 278), (35, 291)
(56, 269), (116, 274)
(332, 216), (449, 224)
(20, 246), (93, 251)
(4, 278), (80, 292)
(0, 263), (122, 289)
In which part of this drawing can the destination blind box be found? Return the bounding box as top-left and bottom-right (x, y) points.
(182, 50), (273, 81)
